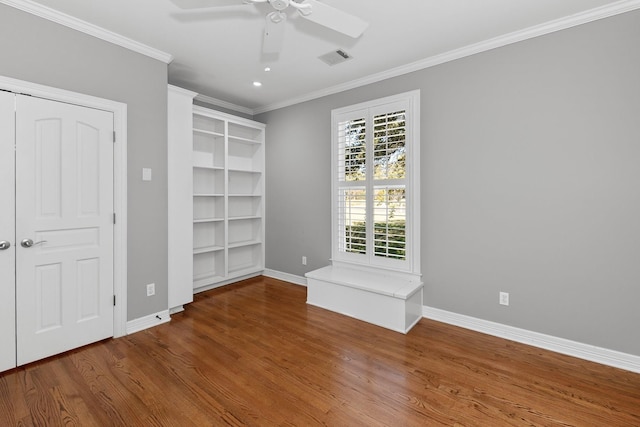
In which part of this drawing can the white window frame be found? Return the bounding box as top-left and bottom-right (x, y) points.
(331, 90), (420, 276)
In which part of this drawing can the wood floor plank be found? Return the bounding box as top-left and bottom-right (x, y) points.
(1, 276), (639, 426)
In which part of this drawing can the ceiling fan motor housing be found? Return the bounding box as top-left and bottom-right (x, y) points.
(269, 0), (290, 11)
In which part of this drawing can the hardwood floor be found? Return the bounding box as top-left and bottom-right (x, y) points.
(1, 276), (639, 426)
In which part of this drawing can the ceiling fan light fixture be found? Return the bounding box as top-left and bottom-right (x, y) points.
(174, 0), (369, 55)
(268, 0), (290, 11)
(268, 11), (287, 23)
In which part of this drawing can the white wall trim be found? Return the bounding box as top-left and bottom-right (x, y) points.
(0, 74), (128, 339)
(169, 85), (198, 99)
(252, 0), (640, 114)
(423, 306), (640, 374)
(263, 269), (307, 287)
(194, 94), (254, 116)
(0, 0), (173, 64)
(126, 310), (171, 335)
(112, 93), (128, 339)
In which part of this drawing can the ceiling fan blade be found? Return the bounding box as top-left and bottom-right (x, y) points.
(170, 0), (245, 10)
(263, 12), (286, 54)
(298, 0), (368, 38)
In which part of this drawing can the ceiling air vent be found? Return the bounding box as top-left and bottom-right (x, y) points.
(318, 49), (353, 66)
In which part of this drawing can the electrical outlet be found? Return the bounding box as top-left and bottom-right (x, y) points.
(146, 283), (155, 297)
(499, 291), (509, 306)
(302, 256), (307, 265)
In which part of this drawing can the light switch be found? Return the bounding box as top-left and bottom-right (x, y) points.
(142, 168), (152, 181)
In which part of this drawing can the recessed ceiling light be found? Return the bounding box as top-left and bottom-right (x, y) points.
(264, 67), (271, 72)
(253, 81), (262, 87)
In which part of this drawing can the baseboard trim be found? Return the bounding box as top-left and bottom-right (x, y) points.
(169, 305), (184, 315)
(126, 309), (171, 335)
(423, 306), (640, 374)
(263, 269), (307, 286)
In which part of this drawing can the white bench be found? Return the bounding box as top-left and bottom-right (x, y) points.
(305, 265), (423, 334)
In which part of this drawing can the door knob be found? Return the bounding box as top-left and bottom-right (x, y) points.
(21, 238), (47, 248)
(0, 241), (10, 250)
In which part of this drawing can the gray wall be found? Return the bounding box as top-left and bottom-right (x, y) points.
(256, 9), (640, 356)
(0, 5), (169, 321)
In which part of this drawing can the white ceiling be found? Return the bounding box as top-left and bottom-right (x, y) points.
(9, 0), (639, 113)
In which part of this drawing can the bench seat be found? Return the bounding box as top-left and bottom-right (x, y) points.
(305, 265), (423, 334)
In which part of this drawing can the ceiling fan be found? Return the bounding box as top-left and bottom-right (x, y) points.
(171, 0), (369, 54)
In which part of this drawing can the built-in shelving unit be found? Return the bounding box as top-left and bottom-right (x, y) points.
(191, 106), (265, 291)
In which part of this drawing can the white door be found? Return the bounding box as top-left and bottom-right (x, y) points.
(0, 91), (16, 372)
(14, 95), (115, 366)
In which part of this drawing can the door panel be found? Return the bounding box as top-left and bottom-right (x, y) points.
(15, 95), (114, 366)
(0, 91), (16, 373)
(35, 118), (63, 218)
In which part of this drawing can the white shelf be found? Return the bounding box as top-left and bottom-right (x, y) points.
(229, 135), (260, 144)
(190, 105), (265, 291)
(193, 245), (224, 254)
(227, 266), (263, 277)
(229, 197), (261, 218)
(193, 250), (225, 288)
(193, 272), (223, 282)
(228, 244), (262, 275)
(228, 240), (261, 249)
(193, 273), (226, 288)
(193, 165), (224, 170)
(193, 128), (224, 137)
(193, 217), (224, 223)
(228, 168), (261, 174)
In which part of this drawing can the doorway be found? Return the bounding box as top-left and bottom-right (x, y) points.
(0, 77), (128, 373)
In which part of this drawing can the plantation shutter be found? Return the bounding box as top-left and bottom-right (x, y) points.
(337, 112), (367, 258)
(333, 94), (416, 271)
(372, 109), (407, 261)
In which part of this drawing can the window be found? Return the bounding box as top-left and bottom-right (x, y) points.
(332, 91), (420, 274)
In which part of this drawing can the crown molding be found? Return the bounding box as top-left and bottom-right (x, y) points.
(168, 84), (198, 99)
(253, 0), (640, 114)
(1, 0), (173, 64)
(9, 0), (633, 113)
(195, 94), (255, 116)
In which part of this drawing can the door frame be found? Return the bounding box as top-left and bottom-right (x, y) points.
(0, 75), (128, 338)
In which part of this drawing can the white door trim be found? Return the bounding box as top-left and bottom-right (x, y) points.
(0, 75), (128, 338)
